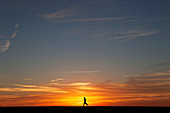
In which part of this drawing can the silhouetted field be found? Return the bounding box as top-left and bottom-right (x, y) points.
(0, 106), (169, 113)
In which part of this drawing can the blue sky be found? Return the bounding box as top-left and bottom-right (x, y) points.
(0, 0), (170, 106)
(0, 0), (170, 81)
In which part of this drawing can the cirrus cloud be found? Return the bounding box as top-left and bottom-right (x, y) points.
(1, 69), (170, 106)
(0, 23), (19, 53)
(0, 40), (10, 52)
(56, 70), (100, 74)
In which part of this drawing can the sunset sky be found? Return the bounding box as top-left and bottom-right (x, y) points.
(0, 0), (170, 106)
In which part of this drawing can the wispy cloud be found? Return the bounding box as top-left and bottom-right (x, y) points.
(94, 69), (170, 106)
(0, 40), (10, 47)
(1, 69), (170, 106)
(0, 40), (10, 52)
(147, 61), (170, 70)
(50, 78), (64, 83)
(56, 70), (100, 74)
(0, 23), (19, 53)
(49, 82), (91, 86)
(49, 16), (131, 23)
(39, 10), (131, 23)
(11, 30), (17, 39)
(37, 3), (132, 23)
(37, 1), (159, 42)
(108, 30), (159, 41)
(64, 17), (130, 22)
(11, 23), (19, 39)
(0, 83), (68, 93)
(67, 25), (159, 42)
(37, 8), (79, 22)
(0, 81), (92, 94)
(15, 23), (19, 28)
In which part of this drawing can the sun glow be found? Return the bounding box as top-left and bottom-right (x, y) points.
(55, 95), (106, 106)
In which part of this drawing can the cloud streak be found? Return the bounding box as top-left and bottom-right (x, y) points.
(68, 25), (159, 42)
(37, 2), (159, 42)
(49, 17), (131, 23)
(147, 61), (170, 70)
(1, 69), (170, 106)
(39, 11), (130, 23)
(0, 23), (19, 53)
(56, 70), (100, 74)
(37, 8), (79, 22)
(0, 83), (68, 93)
(66, 17), (130, 22)
(11, 23), (19, 39)
(0, 40), (10, 52)
(37, 3), (132, 23)
(49, 82), (91, 86)
(73, 17), (126, 21)
(50, 78), (64, 82)
(11, 31), (17, 39)
(109, 30), (159, 41)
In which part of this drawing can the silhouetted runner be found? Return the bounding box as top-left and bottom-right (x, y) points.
(83, 97), (88, 107)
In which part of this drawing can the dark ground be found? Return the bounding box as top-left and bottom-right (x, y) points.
(0, 106), (170, 113)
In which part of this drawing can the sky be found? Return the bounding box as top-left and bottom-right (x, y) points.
(0, 0), (170, 106)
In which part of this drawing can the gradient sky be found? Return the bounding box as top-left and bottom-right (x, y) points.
(0, 0), (170, 106)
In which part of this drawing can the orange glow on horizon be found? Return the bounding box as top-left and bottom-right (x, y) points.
(1, 77), (170, 107)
